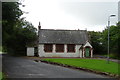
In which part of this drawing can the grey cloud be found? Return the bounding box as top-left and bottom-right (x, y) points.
(58, 2), (118, 26)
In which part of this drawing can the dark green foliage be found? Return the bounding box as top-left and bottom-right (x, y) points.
(2, 2), (23, 50)
(88, 31), (105, 54)
(117, 22), (120, 57)
(89, 22), (120, 59)
(102, 25), (119, 54)
(2, 2), (37, 56)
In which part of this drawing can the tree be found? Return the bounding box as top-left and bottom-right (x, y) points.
(102, 23), (119, 54)
(11, 20), (37, 55)
(88, 31), (105, 54)
(2, 2), (37, 55)
(2, 2), (23, 52)
(116, 22), (120, 55)
(89, 22), (119, 59)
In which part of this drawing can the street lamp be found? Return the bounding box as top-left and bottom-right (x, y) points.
(107, 14), (116, 64)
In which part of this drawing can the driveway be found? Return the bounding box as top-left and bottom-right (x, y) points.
(2, 54), (110, 78)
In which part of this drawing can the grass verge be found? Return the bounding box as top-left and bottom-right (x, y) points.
(0, 72), (7, 80)
(0, 72), (2, 79)
(41, 58), (119, 76)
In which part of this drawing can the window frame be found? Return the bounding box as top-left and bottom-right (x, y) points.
(56, 44), (64, 52)
(44, 44), (53, 52)
(67, 44), (75, 53)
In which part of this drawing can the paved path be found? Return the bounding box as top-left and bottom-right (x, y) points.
(2, 54), (110, 78)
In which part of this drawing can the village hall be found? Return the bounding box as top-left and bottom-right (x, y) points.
(27, 22), (93, 58)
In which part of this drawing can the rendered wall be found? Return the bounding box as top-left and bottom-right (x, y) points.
(38, 44), (82, 57)
(27, 47), (34, 56)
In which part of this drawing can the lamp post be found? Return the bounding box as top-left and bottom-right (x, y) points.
(107, 15), (116, 64)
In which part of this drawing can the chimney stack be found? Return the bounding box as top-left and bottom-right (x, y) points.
(38, 22), (41, 30)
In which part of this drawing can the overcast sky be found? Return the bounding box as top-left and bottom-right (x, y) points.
(19, 0), (119, 31)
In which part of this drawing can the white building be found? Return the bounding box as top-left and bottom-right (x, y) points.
(37, 23), (93, 58)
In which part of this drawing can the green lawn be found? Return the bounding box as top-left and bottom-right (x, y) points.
(42, 58), (119, 75)
(0, 72), (2, 80)
(0, 72), (6, 80)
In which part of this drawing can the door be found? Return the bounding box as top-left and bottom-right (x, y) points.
(34, 47), (39, 57)
(27, 47), (34, 56)
(85, 48), (90, 57)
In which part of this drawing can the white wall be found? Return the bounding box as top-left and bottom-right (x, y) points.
(83, 42), (92, 48)
(27, 47), (34, 56)
(38, 44), (82, 57)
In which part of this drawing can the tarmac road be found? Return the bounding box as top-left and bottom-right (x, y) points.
(2, 54), (110, 79)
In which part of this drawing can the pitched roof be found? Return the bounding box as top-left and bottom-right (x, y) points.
(38, 29), (89, 44)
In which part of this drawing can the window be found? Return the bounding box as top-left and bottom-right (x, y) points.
(44, 44), (53, 52)
(67, 44), (75, 52)
(56, 44), (64, 52)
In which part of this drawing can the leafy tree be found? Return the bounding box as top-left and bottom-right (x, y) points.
(2, 2), (37, 55)
(2, 2), (23, 52)
(116, 22), (120, 55)
(89, 22), (119, 59)
(102, 23), (119, 54)
(88, 31), (105, 54)
(10, 20), (37, 55)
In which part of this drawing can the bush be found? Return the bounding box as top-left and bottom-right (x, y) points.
(109, 53), (120, 60)
(0, 46), (2, 52)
